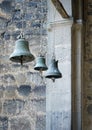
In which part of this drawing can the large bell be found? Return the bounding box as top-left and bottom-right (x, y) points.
(9, 37), (35, 65)
(45, 59), (62, 82)
(34, 56), (48, 72)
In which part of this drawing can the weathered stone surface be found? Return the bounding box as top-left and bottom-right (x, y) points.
(89, 69), (92, 80)
(10, 117), (31, 130)
(47, 1), (72, 130)
(87, 104), (92, 115)
(0, 74), (15, 84)
(51, 112), (63, 129)
(26, 72), (44, 86)
(11, 30), (21, 40)
(12, 64), (29, 69)
(31, 98), (46, 112)
(87, 95), (92, 100)
(4, 31), (10, 40)
(0, 117), (8, 130)
(17, 85), (31, 96)
(5, 85), (17, 98)
(36, 114), (46, 130)
(0, 1), (13, 13)
(0, 0), (47, 130)
(0, 101), (2, 113)
(3, 99), (25, 115)
(16, 21), (26, 29)
(33, 85), (46, 97)
(83, 0), (92, 129)
(0, 85), (4, 98)
(15, 73), (26, 84)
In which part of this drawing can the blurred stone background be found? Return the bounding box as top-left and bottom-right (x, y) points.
(0, 0), (47, 130)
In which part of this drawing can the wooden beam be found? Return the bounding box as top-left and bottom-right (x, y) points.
(51, 0), (69, 18)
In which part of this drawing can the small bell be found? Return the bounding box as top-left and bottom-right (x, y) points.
(45, 59), (62, 82)
(34, 56), (48, 73)
(9, 35), (35, 65)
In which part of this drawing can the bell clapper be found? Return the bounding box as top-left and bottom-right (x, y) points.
(20, 56), (23, 66)
(20, 59), (23, 66)
(51, 77), (55, 82)
(40, 68), (42, 74)
(39, 69), (43, 77)
(39, 70), (44, 85)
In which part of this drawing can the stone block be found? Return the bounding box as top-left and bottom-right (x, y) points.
(0, 85), (4, 98)
(0, 0), (14, 15)
(5, 85), (17, 98)
(1, 74), (15, 84)
(33, 85), (46, 97)
(17, 85), (31, 96)
(89, 69), (92, 80)
(24, 13), (33, 21)
(3, 99), (25, 115)
(4, 32), (10, 40)
(3, 100), (16, 115)
(36, 114), (46, 130)
(12, 31), (21, 40)
(0, 64), (11, 74)
(12, 10), (21, 21)
(87, 95), (92, 100)
(87, 104), (92, 115)
(15, 73), (26, 84)
(10, 117), (31, 130)
(0, 101), (2, 113)
(26, 72), (46, 86)
(28, 1), (38, 8)
(50, 112), (63, 130)
(15, 0), (24, 3)
(0, 117), (8, 130)
(31, 98), (46, 112)
(12, 64), (29, 70)
(16, 21), (26, 29)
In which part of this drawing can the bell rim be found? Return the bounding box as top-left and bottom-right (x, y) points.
(9, 54), (35, 63)
(45, 72), (62, 79)
(34, 66), (48, 71)
(45, 75), (62, 79)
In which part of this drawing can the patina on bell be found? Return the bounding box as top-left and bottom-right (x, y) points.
(45, 59), (62, 82)
(9, 35), (35, 65)
(34, 56), (48, 73)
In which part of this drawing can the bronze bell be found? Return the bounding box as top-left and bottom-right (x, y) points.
(9, 36), (35, 65)
(34, 56), (48, 73)
(45, 59), (62, 82)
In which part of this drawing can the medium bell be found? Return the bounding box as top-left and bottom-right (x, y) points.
(45, 59), (62, 82)
(9, 37), (35, 65)
(34, 56), (48, 73)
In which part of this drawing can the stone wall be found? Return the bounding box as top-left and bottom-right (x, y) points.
(46, 1), (72, 130)
(83, 0), (92, 129)
(0, 0), (47, 130)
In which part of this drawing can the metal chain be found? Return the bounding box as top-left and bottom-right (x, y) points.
(52, 4), (57, 59)
(21, 0), (25, 38)
(39, 0), (43, 56)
